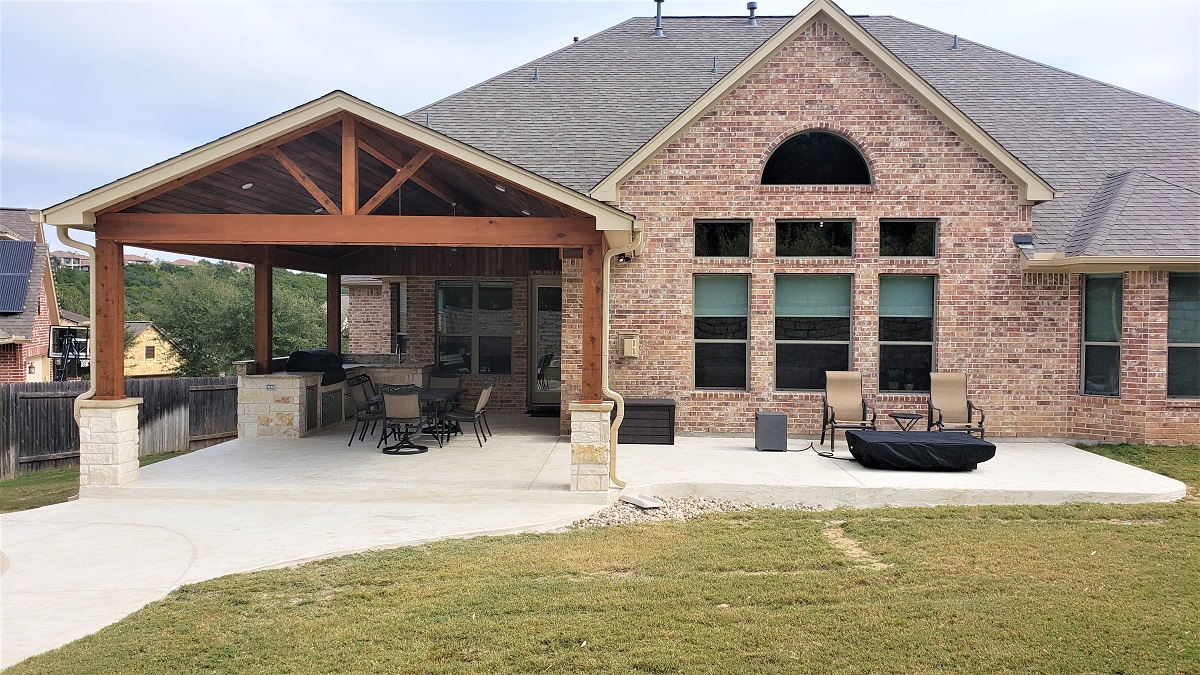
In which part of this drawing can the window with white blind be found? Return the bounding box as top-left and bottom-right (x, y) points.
(879, 275), (935, 392)
(694, 274), (748, 390)
(776, 274), (852, 390)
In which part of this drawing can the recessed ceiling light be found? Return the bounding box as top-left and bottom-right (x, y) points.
(241, 183), (254, 190)
(494, 184), (506, 192)
(520, 210), (531, 216)
(314, 208), (325, 214)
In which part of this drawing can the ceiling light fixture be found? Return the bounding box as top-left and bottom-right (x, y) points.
(314, 208), (325, 214)
(241, 182), (254, 190)
(520, 209), (531, 216)
(494, 184), (506, 192)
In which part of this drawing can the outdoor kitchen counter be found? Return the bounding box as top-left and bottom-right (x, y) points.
(342, 361), (434, 387)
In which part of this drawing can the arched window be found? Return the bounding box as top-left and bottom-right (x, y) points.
(762, 131), (871, 185)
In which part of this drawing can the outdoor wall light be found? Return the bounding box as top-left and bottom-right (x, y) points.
(616, 253), (632, 263)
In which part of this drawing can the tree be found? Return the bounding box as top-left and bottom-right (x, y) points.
(54, 267), (89, 316)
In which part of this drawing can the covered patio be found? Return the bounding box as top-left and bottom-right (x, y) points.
(38, 92), (636, 491)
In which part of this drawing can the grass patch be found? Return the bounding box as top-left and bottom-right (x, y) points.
(8, 447), (1199, 673)
(0, 449), (197, 513)
(1082, 443), (1200, 498)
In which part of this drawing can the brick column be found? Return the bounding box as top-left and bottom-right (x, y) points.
(569, 400), (613, 491)
(78, 398), (142, 487)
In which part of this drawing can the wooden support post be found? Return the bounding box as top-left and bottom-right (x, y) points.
(254, 247), (274, 374)
(580, 240), (604, 404)
(93, 239), (125, 400)
(342, 115), (358, 216)
(327, 271), (341, 353)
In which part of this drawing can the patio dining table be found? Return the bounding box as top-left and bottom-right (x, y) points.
(419, 387), (467, 443)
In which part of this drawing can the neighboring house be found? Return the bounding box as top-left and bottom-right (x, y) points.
(1, 208), (60, 382)
(58, 309), (90, 326)
(123, 253), (152, 265)
(166, 258), (198, 267)
(38, 1), (1199, 445)
(124, 321), (180, 377)
(49, 249), (90, 271)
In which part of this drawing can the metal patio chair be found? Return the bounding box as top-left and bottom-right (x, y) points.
(378, 384), (429, 454)
(446, 380), (494, 447)
(821, 371), (877, 451)
(928, 372), (986, 438)
(345, 374), (383, 446)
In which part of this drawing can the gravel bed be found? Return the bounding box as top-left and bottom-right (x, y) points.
(572, 495), (822, 528)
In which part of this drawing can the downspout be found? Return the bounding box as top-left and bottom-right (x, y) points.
(54, 224), (97, 424)
(601, 228), (645, 489)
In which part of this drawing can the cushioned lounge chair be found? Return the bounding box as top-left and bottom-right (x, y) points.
(928, 372), (986, 438)
(821, 371), (877, 451)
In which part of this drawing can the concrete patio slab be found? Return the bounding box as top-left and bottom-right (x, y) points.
(1, 412), (1185, 668)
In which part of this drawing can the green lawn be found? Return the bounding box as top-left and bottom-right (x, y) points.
(7, 444), (1198, 673)
(0, 449), (195, 513)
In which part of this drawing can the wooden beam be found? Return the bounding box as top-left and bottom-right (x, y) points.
(98, 115), (343, 215)
(355, 126), (484, 215)
(327, 271), (341, 353)
(93, 239), (126, 400)
(580, 241), (605, 404)
(361, 149), (433, 215)
(268, 147), (341, 215)
(97, 213), (601, 248)
(254, 247), (273, 374)
(342, 116), (358, 216)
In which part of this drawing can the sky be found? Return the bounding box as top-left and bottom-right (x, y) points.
(2, 0), (1197, 258)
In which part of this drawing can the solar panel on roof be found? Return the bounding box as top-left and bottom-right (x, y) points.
(0, 240), (36, 313)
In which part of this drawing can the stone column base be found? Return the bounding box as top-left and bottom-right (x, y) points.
(569, 401), (614, 491)
(78, 398), (143, 488)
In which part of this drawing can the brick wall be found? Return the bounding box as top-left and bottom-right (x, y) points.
(0, 344), (23, 382)
(602, 18), (1196, 442)
(347, 284), (392, 353)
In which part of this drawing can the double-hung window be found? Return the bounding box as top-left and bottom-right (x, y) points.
(436, 282), (514, 375)
(1168, 273), (1199, 398)
(1082, 275), (1122, 396)
(879, 275), (935, 392)
(776, 275), (852, 390)
(694, 274), (748, 389)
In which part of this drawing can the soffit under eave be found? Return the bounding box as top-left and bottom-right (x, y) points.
(39, 92), (636, 232)
(589, 0), (1057, 205)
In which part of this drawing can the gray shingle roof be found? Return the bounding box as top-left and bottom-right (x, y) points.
(0, 209), (48, 342)
(1063, 170), (1200, 257)
(407, 14), (1199, 258)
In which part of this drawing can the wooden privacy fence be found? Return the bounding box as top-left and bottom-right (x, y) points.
(0, 377), (238, 479)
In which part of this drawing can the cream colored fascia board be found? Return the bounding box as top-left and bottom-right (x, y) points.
(589, 0), (1056, 205)
(41, 91), (636, 232)
(1021, 254), (1200, 273)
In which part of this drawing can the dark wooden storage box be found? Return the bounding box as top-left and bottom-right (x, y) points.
(613, 398), (676, 445)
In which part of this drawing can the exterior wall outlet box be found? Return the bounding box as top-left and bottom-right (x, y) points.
(618, 333), (639, 358)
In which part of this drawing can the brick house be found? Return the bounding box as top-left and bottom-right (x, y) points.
(37, 0), (1198, 491)
(343, 2), (1198, 443)
(0, 208), (60, 382)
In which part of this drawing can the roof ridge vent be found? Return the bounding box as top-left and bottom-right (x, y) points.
(949, 34), (964, 51)
(746, 2), (758, 27)
(653, 0), (665, 38)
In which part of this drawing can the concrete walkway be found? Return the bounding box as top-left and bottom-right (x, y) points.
(0, 413), (1185, 668)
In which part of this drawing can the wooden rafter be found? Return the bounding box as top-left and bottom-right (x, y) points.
(98, 115), (343, 215)
(342, 115), (358, 215)
(355, 125), (485, 215)
(97, 213), (601, 248)
(360, 149), (433, 215)
(268, 148), (341, 215)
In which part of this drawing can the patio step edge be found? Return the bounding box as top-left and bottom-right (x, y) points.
(79, 484), (611, 505)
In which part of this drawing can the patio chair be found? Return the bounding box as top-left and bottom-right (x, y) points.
(345, 374), (383, 446)
(429, 373), (463, 389)
(378, 384), (429, 454)
(535, 353), (554, 388)
(928, 372), (986, 438)
(446, 380), (494, 447)
(821, 371), (877, 451)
